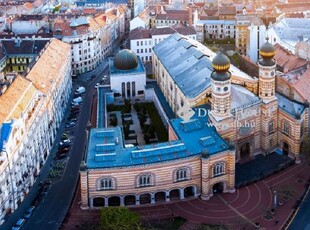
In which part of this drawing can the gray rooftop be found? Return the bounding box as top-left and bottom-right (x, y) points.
(153, 33), (253, 99)
(276, 93), (306, 117)
(231, 84), (261, 110)
(153, 33), (213, 99)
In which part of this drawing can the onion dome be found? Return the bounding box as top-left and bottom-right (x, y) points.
(114, 49), (138, 70)
(212, 52), (230, 72)
(259, 39), (275, 59)
(211, 52), (231, 81)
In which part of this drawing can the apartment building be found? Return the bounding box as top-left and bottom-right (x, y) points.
(0, 38), (72, 224)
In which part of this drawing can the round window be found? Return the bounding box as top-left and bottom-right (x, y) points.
(224, 86), (228, 91)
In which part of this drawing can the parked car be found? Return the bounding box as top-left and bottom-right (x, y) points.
(54, 153), (68, 160)
(23, 206), (35, 219)
(59, 139), (71, 145)
(58, 142), (70, 149)
(61, 133), (68, 140)
(71, 107), (79, 112)
(65, 122), (76, 128)
(57, 147), (69, 154)
(68, 118), (78, 123)
(68, 114), (78, 120)
(102, 75), (107, 81)
(75, 86), (85, 94)
(70, 110), (80, 116)
(72, 97), (82, 104)
(12, 218), (26, 230)
(71, 104), (80, 109)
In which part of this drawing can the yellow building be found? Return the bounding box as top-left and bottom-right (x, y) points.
(79, 34), (307, 210)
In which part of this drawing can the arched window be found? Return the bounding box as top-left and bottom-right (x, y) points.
(121, 82), (125, 97)
(138, 174), (152, 187)
(213, 162), (225, 177)
(98, 177), (114, 190)
(283, 120), (290, 136)
(175, 167), (189, 182)
(132, 82), (136, 97)
(268, 121), (274, 134)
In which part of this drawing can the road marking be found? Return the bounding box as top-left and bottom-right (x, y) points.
(218, 193), (257, 228)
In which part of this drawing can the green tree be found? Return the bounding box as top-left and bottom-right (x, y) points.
(100, 207), (141, 230)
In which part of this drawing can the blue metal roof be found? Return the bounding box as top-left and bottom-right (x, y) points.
(86, 108), (230, 169)
(0, 121), (13, 151)
(109, 55), (145, 76)
(153, 33), (213, 99)
(169, 111), (230, 155)
(97, 87), (113, 128)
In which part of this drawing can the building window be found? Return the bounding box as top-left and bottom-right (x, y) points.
(213, 162), (225, 177)
(98, 177), (114, 190)
(268, 121), (274, 134)
(175, 167), (189, 182)
(180, 99), (184, 107)
(137, 41), (139, 46)
(300, 121), (304, 137)
(138, 174), (152, 187)
(283, 120), (290, 136)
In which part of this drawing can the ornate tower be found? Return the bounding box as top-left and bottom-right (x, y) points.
(210, 52), (232, 118)
(258, 39), (276, 102)
(258, 39), (278, 153)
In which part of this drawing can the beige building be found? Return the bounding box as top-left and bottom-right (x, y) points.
(0, 38), (72, 223)
(79, 34), (307, 211)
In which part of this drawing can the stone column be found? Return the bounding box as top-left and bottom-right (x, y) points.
(151, 193), (155, 204)
(80, 170), (89, 210)
(104, 197), (109, 207)
(120, 196), (124, 206)
(135, 195), (140, 205)
(180, 189), (184, 199)
(165, 191), (170, 202)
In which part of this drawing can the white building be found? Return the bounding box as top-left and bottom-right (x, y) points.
(109, 49), (146, 98)
(267, 18), (310, 54)
(0, 38), (72, 224)
(195, 19), (235, 42)
(129, 24), (197, 63)
(10, 15), (49, 34)
(54, 17), (102, 75)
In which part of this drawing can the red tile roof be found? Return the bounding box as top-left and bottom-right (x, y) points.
(274, 44), (308, 73)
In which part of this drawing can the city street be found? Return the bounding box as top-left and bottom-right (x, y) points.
(1, 61), (109, 230)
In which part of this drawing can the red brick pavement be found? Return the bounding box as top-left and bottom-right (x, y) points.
(61, 160), (310, 230)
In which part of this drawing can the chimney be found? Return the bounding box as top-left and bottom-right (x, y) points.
(189, 5), (193, 26)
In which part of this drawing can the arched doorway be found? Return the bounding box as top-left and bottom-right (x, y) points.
(140, 194), (151, 204)
(93, 197), (105, 207)
(240, 142), (250, 159)
(283, 142), (289, 155)
(108, 196), (120, 206)
(213, 182), (224, 194)
(124, 195), (136, 206)
(184, 186), (195, 198)
(169, 189), (180, 200)
(155, 192), (166, 202)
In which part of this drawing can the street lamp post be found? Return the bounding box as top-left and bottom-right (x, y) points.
(2, 149), (16, 211)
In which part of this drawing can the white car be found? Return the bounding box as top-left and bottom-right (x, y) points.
(60, 139), (71, 145)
